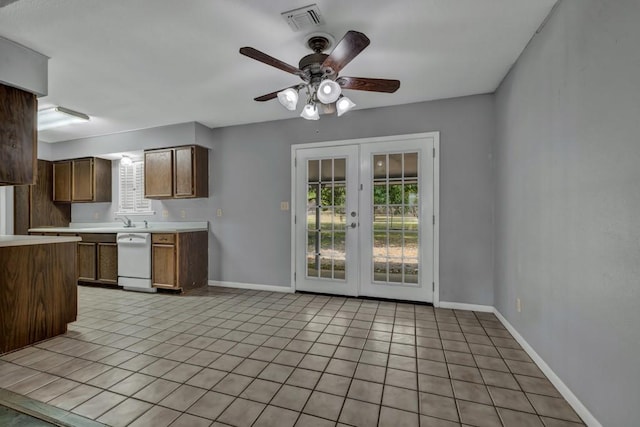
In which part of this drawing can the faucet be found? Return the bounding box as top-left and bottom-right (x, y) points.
(118, 216), (133, 228)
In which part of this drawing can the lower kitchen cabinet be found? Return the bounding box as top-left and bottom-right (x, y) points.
(152, 241), (176, 287)
(97, 242), (118, 284)
(77, 234), (118, 285)
(77, 242), (97, 281)
(152, 231), (207, 291)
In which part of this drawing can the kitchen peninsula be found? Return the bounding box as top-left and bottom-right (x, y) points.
(0, 235), (80, 354)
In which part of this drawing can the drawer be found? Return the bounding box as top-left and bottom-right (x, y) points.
(78, 233), (117, 243)
(152, 233), (176, 244)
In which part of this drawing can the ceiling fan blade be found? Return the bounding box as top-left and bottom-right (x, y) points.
(254, 84), (304, 102)
(322, 31), (370, 74)
(240, 47), (304, 77)
(254, 91), (280, 102)
(336, 76), (400, 93)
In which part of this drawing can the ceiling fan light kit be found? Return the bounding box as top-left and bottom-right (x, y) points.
(317, 79), (342, 104)
(300, 103), (320, 120)
(277, 88), (299, 111)
(336, 95), (356, 117)
(240, 30), (400, 121)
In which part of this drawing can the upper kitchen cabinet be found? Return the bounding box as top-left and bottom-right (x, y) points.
(0, 83), (37, 186)
(14, 160), (71, 235)
(144, 145), (208, 199)
(144, 148), (173, 198)
(53, 157), (112, 203)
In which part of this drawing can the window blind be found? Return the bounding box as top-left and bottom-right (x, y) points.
(118, 161), (152, 213)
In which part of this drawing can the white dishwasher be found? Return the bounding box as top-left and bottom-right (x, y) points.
(117, 232), (155, 292)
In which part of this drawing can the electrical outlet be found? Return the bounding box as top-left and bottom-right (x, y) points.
(216, 208), (222, 217)
(162, 210), (169, 218)
(180, 210), (186, 219)
(280, 201), (289, 211)
(516, 297), (522, 313)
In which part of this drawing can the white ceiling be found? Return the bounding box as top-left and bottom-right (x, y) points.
(0, 0), (556, 143)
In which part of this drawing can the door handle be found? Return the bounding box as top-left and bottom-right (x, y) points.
(346, 222), (357, 229)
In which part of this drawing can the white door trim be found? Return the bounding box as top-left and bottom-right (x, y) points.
(290, 132), (440, 305)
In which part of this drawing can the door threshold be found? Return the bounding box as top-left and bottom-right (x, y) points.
(295, 290), (433, 306)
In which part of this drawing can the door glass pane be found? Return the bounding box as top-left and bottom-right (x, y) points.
(374, 261), (388, 282)
(389, 154), (403, 179)
(404, 153), (418, 178)
(307, 254), (319, 278)
(308, 160), (320, 182)
(371, 151), (420, 285)
(306, 157), (348, 281)
(373, 155), (387, 179)
(334, 158), (346, 181)
(404, 260), (419, 284)
(389, 207), (403, 230)
(307, 232), (317, 253)
(404, 182), (419, 206)
(373, 182), (387, 204)
(403, 233), (418, 258)
(321, 159), (333, 181)
(333, 183), (346, 208)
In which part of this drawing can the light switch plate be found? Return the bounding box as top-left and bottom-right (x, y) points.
(280, 201), (289, 211)
(216, 208), (223, 217)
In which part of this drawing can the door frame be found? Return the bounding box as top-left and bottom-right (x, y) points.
(290, 132), (440, 306)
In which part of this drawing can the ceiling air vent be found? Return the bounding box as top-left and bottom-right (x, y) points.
(281, 4), (325, 32)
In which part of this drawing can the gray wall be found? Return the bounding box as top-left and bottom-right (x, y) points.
(210, 95), (495, 302)
(494, 0), (640, 425)
(47, 94), (495, 304)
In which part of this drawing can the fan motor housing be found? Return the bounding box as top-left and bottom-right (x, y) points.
(299, 53), (337, 82)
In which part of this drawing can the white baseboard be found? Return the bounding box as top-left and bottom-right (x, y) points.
(208, 280), (294, 293)
(493, 309), (601, 427)
(438, 301), (494, 313)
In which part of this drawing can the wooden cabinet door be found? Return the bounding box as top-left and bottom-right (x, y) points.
(97, 243), (118, 283)
(78, 242), (97, 281)
(72, 158), (94, 201)
(174, 146), (194, 197)
(0, 84), (36, 186)
(145, 149), (174, 198)
(53, 161), (72, 202)
(152, 244), (176, 287)
(13, 185), (30, 235)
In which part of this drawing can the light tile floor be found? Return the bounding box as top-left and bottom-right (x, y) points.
(0, 286), (585, 427)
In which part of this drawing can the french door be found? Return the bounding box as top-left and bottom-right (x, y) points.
(294, 134), (437, 303)
(294, 145), (360, 296)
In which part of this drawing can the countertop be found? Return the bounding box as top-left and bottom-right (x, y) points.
(29, 221), (209, 234)
(0, 235), (81, 248)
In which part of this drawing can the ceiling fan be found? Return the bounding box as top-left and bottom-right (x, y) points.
(239, 30), (400, 120)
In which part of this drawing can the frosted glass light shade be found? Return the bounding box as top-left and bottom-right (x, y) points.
(38, 107), (90, 131)
(277, 88), (299, 111)
(300, 103), (320, 120)
(336, 96), (356, 116)
(317, 79), (342, 104)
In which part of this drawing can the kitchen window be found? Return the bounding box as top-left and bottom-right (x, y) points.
(117, 160), (153, 215)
